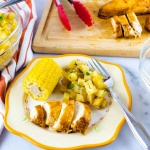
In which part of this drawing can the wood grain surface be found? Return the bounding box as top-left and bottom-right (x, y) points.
(32, 0), (150, 57)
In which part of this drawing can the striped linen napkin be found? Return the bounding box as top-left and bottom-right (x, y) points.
(0, 0), (37, 135)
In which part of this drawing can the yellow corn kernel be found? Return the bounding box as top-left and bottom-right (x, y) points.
(11, 21), (18, 31)
(8, 12), (15, 20)
(23, 58), (62, 101)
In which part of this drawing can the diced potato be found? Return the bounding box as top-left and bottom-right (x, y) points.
(93, 77), (107, 89)
(87, 94), (95, 104)
(76, 94), (87, 103)
(68, 59), (81, 69)
(63, 92), (70, 100)
(68, 73), (77, 81)
(78, 78), (85, 86)
(92, 71), (103, 80)
(78, 64), (89, 74)
(62, 68), (70, 79)
(69, 90), (77, 100)
(101, 99), (107, 108)
(84, 80), (97, 95)
(79, 87), (88, 102)
(95, 90), (107, 98)
(92, 98), (104, 109)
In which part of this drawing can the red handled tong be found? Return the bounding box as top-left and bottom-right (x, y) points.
(54, 0), (93, 31)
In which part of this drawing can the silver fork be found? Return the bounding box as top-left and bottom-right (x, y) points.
(88, 58), (150, 150)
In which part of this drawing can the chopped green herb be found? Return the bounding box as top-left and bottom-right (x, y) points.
(74, 62), (77, 66)
(0, 16), (3, 21)
(65, 69), (69, 72)
(86, 72), (90, 76)
(71, 70), (76, 73)
(77, 84), (81, 89)
(68, 83), (74, 89)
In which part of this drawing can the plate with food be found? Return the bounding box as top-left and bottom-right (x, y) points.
(4, 54), (132, 149)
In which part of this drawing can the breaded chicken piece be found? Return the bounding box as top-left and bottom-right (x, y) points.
(53, 100), (74, 133)
(126, 12), (142, 37)
(43, 100), (61, 126)
(98, 0), (150, 19)
(30, 105), (46, 127)
(118, 15), (136, 38)
(71, 101), (91, 135)
(110, 16), (123, 38)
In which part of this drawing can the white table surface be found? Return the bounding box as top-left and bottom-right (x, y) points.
(1, 0), (150, 150)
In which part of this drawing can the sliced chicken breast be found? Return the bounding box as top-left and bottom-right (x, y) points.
(53, 100), (74, 133)
(119, 15), (136, 38)
(126, 12), (142, 37)
(43, 100), (61, 126)
(71, 101), (91, 135)
(30, 105), (46, 127)
(110, 16), (123, 38)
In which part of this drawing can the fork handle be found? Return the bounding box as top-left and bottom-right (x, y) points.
(0, 0), (25, 9)
(109, 87), (150, 150)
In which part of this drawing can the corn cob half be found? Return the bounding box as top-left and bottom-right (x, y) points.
(23, 58), (62, 101)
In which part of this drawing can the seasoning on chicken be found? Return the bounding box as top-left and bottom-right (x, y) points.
(126, 12), (142, 37)
(23, 58), (62, 101)
(145, 16), (150, 32)
(43, 100), (61, 126)
(52, 100), (74, 133)
(30, 105), (46, 127)
(118, 15), (136, 38)
(98, 0), (150, 19)
(71, 101), (91, 135)
(110, 16), (123, 38)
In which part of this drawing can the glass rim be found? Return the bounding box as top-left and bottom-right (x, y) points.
(0, 5), (21, 45)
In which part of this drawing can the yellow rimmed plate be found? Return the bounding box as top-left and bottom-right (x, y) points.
(4, 54), (132, 149)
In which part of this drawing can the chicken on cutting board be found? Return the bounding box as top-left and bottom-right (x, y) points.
(98, 0), (150, 19)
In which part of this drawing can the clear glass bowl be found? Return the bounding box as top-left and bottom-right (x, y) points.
(139, 38), (150, 90)
(0, 6), (22, 71)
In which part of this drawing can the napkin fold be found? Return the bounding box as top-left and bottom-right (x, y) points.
(0, 0), (37, 135)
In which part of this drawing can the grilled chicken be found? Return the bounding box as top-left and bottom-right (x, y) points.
(30, 100), (92, 134)
(30, 105), (46, 127)
(118, 15), (136, 38)
(71, 101), (91, 135)
(126, 12), (142, 37)
(52, 100), (74, 133)
(110, 16), (123, 38)
(110, 12), (142, 38)
(98, 0), (150, 19)
(43, 100), (61, 126)
(145, 16), (150, 32)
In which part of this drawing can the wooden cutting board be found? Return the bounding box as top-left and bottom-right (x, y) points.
(32, 0), (150, 57)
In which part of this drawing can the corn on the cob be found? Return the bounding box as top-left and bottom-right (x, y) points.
(23, 58), (62, 101)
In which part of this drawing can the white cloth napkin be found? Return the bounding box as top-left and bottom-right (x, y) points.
(0, 0), (37, 135)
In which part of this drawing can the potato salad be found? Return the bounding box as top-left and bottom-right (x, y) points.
(60, 59), (108, 109)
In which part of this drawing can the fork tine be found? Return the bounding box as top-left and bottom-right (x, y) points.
(88, 59), (103, 75)
(92, 58), (110, 77)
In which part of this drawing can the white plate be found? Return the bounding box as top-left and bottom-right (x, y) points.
(4, 54), (132, 149)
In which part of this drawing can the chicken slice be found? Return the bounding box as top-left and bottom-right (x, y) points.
(71, 101), (91, 135)
(119, 15), (136, 38)
(110, 16), (123, 38)
(30, 105), (46, 127)
(126, 12), (142, 37)
(53, 100), (74, 133)
(43, 100), (61, 126)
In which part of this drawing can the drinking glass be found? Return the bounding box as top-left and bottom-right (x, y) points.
(139, 38), (150, 90)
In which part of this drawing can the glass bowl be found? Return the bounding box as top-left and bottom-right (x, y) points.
(0, 6), (22, 71)
(139, 38), (150, 90)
